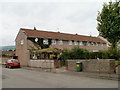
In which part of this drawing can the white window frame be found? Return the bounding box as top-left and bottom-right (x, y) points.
(87, 42), (90, 46)
(92, 50), (99, 52)
(92, 42), (94, 45)
(74, 41), (78, 45)
(68, 40), (73, 45)
(52, 39), (56, 45)
(20, 39), (24, 45)
(43, 39), (48, 44)
(96, 42), (98, 46)
(58, 40), (63, 45)
(79, 41), (83, 46)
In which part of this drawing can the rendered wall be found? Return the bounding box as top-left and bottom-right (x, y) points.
(28, 60), (55, 68)
(67, 59), (115, 73)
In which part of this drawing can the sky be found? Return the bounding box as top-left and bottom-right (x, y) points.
(0, 0), (113, 46)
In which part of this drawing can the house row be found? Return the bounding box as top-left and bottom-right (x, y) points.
(15, 28), (108, 66)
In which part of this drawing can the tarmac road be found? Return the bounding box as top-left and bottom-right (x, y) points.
(2, 67), (118, 88)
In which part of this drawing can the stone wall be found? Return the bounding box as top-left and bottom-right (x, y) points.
(116, 65), (120, 74)
(28, 60), (55, 68)
(67, 59), (115, 73)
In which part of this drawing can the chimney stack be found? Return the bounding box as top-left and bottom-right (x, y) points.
(34, 27), (37, 30)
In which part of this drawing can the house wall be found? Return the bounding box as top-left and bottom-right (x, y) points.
(27, 39), (40, 50)
(15, 29), (108, 67)
(15, 30), (29, 66)
(50, 40), (108, 51)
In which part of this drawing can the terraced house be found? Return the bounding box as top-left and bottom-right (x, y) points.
(15, 28), (108, 66)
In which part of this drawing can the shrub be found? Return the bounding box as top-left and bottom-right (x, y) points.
(115, 60), (120, 65)
(59, 46), (120, 60)
(58, 46), (89, 60)
(107, 48), (120, 60)
(89, 51), (109, 59)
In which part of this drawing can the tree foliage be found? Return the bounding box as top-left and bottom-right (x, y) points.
(97, 1), (120, 49)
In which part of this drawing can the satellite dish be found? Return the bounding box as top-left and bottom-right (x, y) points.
(35, 38), (38, 42)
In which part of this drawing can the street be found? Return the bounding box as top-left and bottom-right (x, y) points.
(2, 67), (118, 88)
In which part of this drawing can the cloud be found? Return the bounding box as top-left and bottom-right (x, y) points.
(0, 0), (111, 46)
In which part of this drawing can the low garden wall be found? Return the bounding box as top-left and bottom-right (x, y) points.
(116, 65), (120, 74)
(28, 60), (55, 68)
(67, 59), (116, 73)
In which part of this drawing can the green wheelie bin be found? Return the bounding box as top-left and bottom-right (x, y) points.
(76, 62), (82, 72)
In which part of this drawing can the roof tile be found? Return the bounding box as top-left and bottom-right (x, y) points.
(20, 28), (106, 43)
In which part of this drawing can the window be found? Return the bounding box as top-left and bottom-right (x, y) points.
(92, 50), (99, 52)
(103, 43), (106, 46)
(43, 39), (48, 44)
(82, 41), (87, 46)
(97, 42), (101, 46)
(58, 40), (63, 45)
(79, 41), (83, 46)
(7, 60), (11, 63)
(91, 42), (94, 45)
(52, 40), (56, 45)
(74, 41), (78, 45)
(12, 60), (19, 62)
(93, 42), (96, 46)
(20, 39), (24, 45)
(87, 42), (90, 46)
(96, 42), (98, 46)
(89, 42), (94, 46)
(68, 40), (72, 45)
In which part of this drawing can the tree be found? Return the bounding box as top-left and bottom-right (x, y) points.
(97, 1), (120, 50)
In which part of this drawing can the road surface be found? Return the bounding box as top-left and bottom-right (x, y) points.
(2, 67), (118, 88)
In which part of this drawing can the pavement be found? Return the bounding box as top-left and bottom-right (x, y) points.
(22, 66), (120, 81)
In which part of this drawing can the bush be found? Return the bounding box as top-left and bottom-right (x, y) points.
(69, 46), (89, 59)
(59, 46), (120, 61)
(115, 60), (120, 65)
(89, 51), (109, 59)
(107, 48), (120, 60)
(58, 46), (89, 60)
(59, 47), (120, 60)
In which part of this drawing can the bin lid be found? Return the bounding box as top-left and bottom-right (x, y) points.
(76, 61), (81, 63)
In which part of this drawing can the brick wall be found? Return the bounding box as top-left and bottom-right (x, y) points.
(67, 59), (115, 73)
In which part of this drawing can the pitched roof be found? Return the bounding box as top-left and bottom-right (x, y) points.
(2, 51), (15, 54)
(20, 28), (106, 43)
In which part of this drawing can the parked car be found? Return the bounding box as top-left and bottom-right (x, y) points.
(5, 59), (20, 69)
